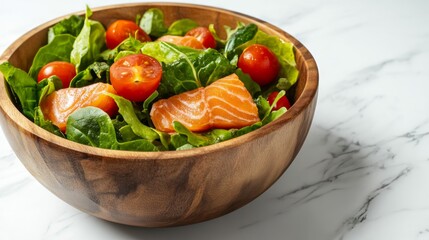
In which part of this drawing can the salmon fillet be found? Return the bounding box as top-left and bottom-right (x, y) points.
(40, 83), (118, 132)
(150, 73), (260, 132)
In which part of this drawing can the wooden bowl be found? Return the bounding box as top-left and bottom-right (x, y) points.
(0, 3), (318, 227)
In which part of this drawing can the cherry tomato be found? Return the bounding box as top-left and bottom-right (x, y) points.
(37, 61), (76, 87)
(185, 27), (216, 49)
(106, 20), (151, 49)
(110, 54), (162, 102)
(267, 91), (291, 110)
(237, 44), (280, 86)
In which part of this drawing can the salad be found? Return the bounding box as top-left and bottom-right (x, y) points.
(0, 6), (299, 151)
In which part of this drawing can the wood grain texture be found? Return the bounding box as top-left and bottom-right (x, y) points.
(0, 3), (318, 227)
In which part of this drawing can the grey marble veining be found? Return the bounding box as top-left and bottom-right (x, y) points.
(1, 0), (429, 239)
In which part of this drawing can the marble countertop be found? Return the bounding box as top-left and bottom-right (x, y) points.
(1, 0), (428, 239)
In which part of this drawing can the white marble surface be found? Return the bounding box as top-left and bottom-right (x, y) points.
(1, 0), (429, 239)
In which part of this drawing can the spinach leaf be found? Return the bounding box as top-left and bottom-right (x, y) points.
(193, 48), (235, 86)
(100, 37), (144, 63)
(28, 34), (76, 80)
(166, 19), (198, 36)
(0, 62), (37, 120)
(139, 8), (168, 38)
(160, 58), (200, 96)
(48, 15), (84, 43)
(106, 93), (159, 141)
(66, 107), (159, 151)
(224, 23), (258, 62)
(66, 106), (117, 149)
(69, 62), (109, 88)
(71, 6), (106, 71)
(141, 41), (200, 64)
(159, 47), (234, 97)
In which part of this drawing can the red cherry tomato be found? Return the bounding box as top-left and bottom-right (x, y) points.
(37, 61), (76, 88)
(267, 91), (291, 110)
(110, 54), (162, 102)
(106, 20), (151, 49)
(237, 44), (280, 86)
(185, 27), (216, 49)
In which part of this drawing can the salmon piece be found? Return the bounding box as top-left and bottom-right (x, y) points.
(157, 35), (205, 49)
(150, 73), (260, 132)
(40, 83), (118, 132)
(205, 74), (260, 129)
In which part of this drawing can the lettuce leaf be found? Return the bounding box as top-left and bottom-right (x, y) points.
(243, 30), (299, 91)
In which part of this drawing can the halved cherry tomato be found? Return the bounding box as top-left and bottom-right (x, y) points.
(238, 44), (280, 86)
(267, 91), (291, 110)
(157, 35), (204, 49)
(37, 61), (76, 88)
(110, 54), (162, 102)
(185, 27), (216, 49)
(106, 20), (151, 49)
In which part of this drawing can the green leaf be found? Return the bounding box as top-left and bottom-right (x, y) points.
(0, 62), (37, 120)
(261, 90), (287, 125)
(158, 46), (234, 97)
(224, 23), (258, 61)
(34, 107), (64, 137)
(48, 15), (84, 43)
(141, 41), (200, 64)
(255, 95), (271, 120)
(36, 76), (62, 104)
(233, 122), (262, 138)
(193, 48), (235, 86)
(118, 125), (141, 141)
(208, 24), (226, 49)
(106, 93), (159, 141)
(235, 68), (261, 97)
(28, 34), (76, 80)
(172, 121), (211, 147)
(139, 8), (168, 38)
(69, 62), (109, 88)
(66, 107), (117, 149)
(243, 30), (299, 91)
(114, 139), (159, 151)
(166, 19), (198, 36)
(100, 36), (145, 63)
(71, 6), (106, 71)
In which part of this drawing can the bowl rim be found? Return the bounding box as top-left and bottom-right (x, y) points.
(0, 2), (318, 160)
